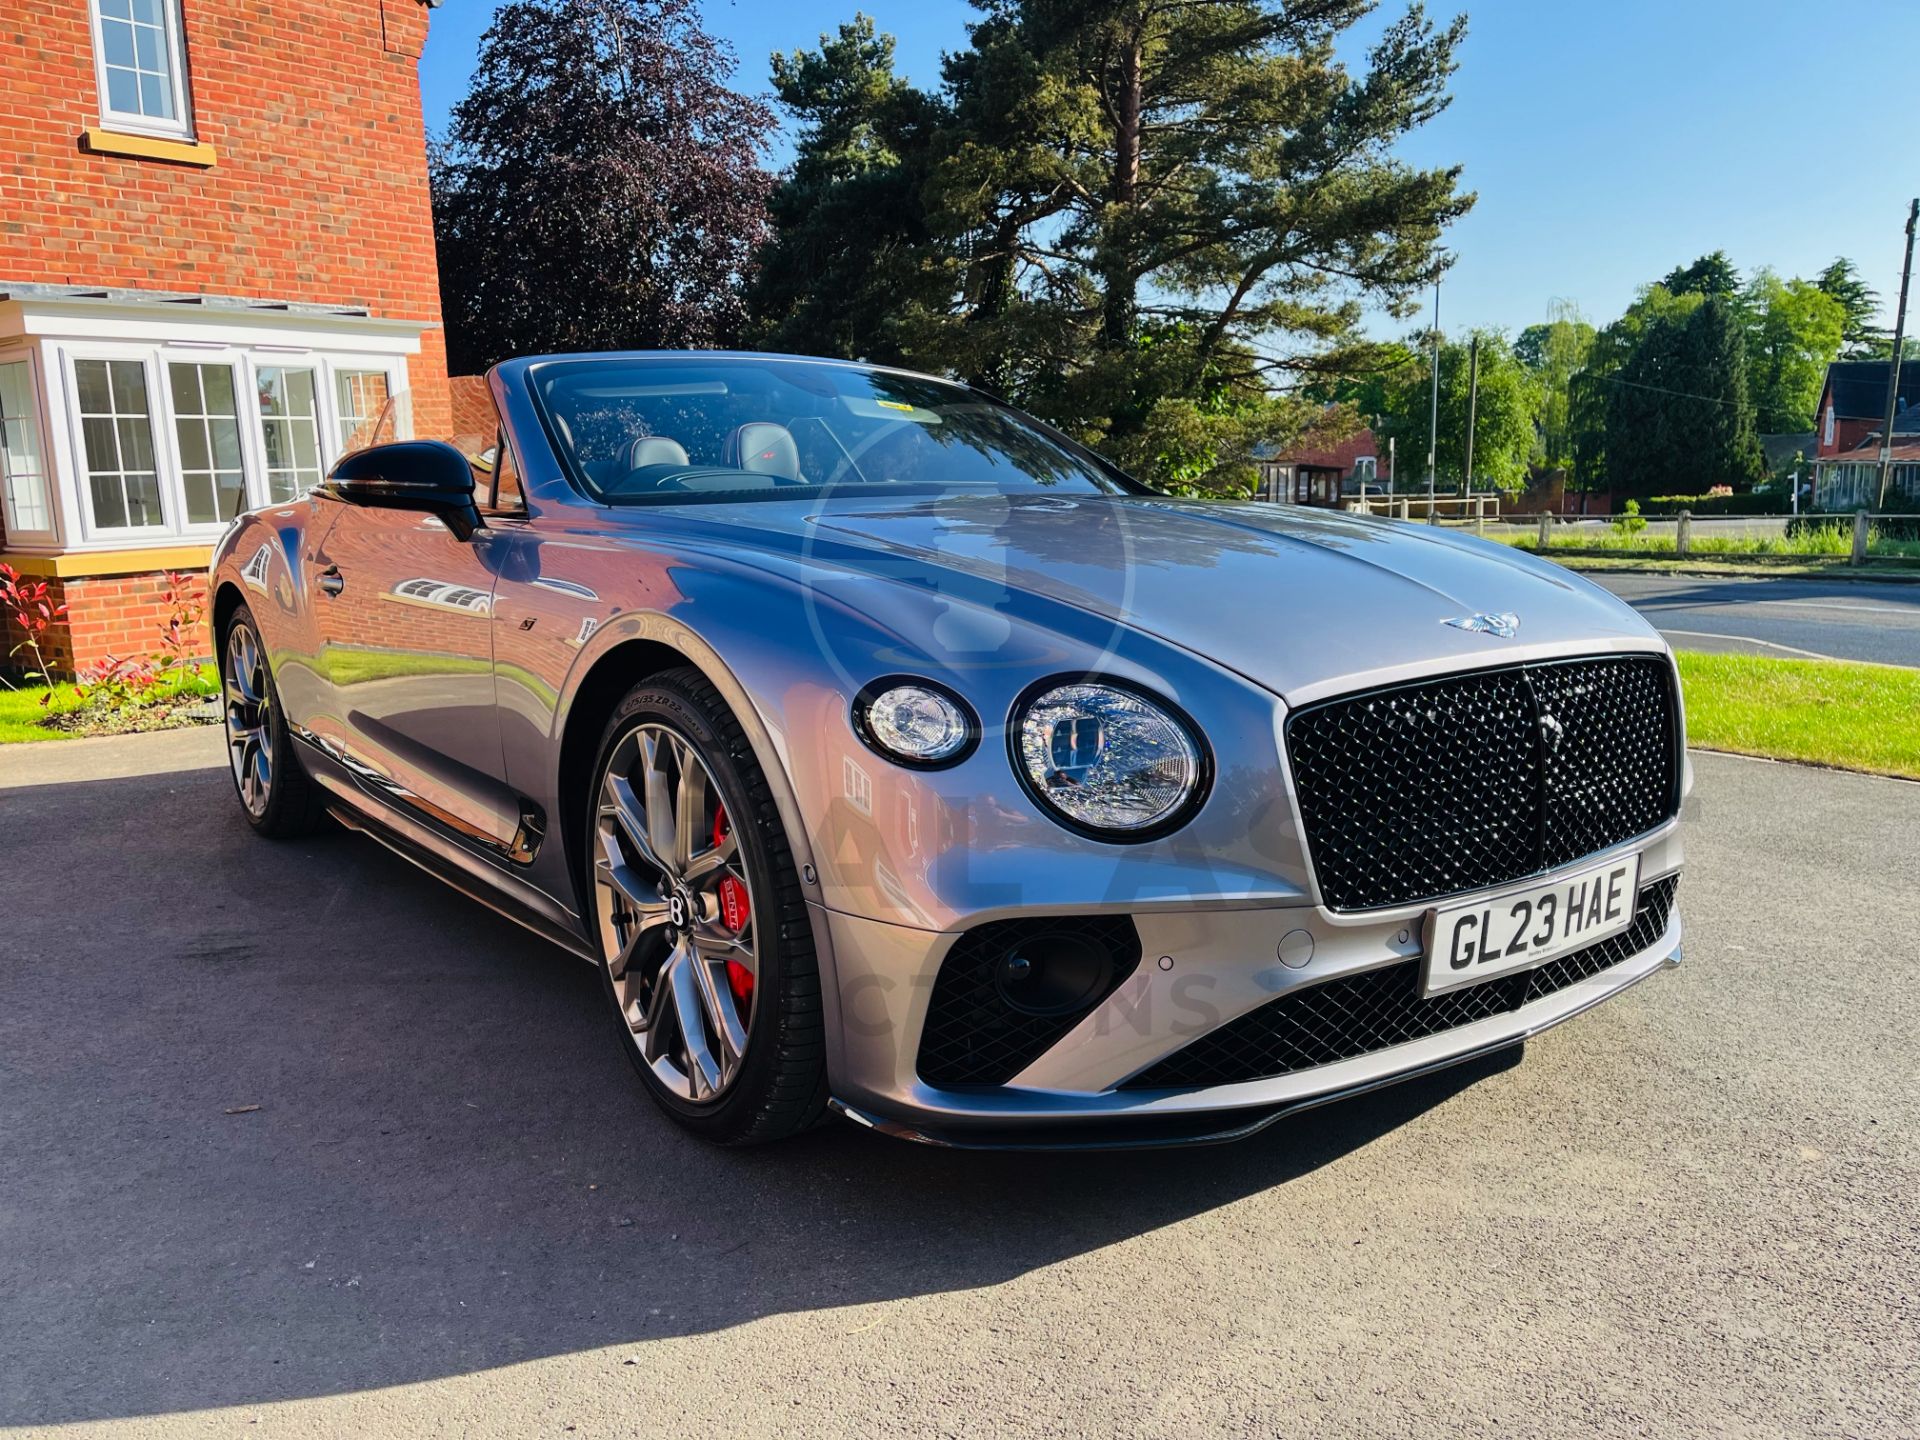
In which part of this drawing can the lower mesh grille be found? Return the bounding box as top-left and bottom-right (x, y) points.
(1121, 875), (1678, 1091)
(917, 916), (1142, 1088)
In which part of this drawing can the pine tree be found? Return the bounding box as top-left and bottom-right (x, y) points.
(1816, 258), (1889, 360)
(1606, 296), (1764, 496)
(750, 1), (1473, 492)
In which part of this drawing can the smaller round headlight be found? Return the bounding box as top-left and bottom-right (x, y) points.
(858, 682), (976, 766)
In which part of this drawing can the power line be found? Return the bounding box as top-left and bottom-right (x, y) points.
(1582, 372), (1746, 409)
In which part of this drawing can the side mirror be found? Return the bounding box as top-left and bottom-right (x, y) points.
(325, 441), (482, 540)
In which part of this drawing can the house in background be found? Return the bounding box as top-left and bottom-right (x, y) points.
(1255, 426), (1383, 506)
(1813, 406), (1920, 510)
(0, 0), (450, 675)
(1813, 359), (1920, 459)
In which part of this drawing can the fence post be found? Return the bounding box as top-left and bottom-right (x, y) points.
(1396, 497), (1410, 522)
(1852, 509), (1871, 566)
(1536, 512), (1551, 549)
(1676, 509), (1691, 558)
(1475, 496), (1486, 536)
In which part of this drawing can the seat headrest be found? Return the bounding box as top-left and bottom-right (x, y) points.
(628, 436), (691, 470)
(727, 423), (803, 482)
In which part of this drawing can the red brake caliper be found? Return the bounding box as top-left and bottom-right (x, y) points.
(713, 805), (754, 1007)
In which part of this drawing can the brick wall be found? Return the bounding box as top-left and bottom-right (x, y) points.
(1, 569), (192, 677)
(0, 0), (449, 436)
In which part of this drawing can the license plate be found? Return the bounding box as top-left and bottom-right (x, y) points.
(1422, 853), (1642, 996)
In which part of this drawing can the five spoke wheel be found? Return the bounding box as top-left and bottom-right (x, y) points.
(224, 621), (273, 818)
(594, 724), (759, 1102)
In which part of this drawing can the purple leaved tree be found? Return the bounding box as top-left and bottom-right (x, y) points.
(433, 0), (777, 373)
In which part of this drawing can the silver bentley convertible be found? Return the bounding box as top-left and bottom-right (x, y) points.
(209, 352), (1686, 1147)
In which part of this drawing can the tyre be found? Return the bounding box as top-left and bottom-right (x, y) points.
(220, 604), (328, 838)
(587, 667), (827, 1144)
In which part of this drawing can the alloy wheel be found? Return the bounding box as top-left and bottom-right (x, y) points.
(224, 623), (273, 818)
(594, 724), (759, 1102)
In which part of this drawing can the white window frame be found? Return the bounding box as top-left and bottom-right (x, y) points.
(246, 356), (329, 506)
(87, 0), (195, 140)
(333, 366), (402, 454)
(55, 341), (407, 544)
(164, 353), (251, 528)
(0, 348), (58, 543)
(63, 345), (173, 540)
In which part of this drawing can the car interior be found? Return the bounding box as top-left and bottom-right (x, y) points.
(534, 358), (1132, 505)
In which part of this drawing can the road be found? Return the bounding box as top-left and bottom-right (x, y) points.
(1588, 572), (1920, 667)
(2, 732), (1916, 1438)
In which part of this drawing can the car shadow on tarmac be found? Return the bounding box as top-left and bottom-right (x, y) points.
(0, 764), (1513, 1427)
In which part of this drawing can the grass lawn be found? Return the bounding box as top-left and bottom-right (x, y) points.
(0, 673), (216, 744)
(1492, 525), (1920, 562)
(1676, 651), (1920, 781)
(0, 684), (84, 743)
(1543, 555), (1920, 582)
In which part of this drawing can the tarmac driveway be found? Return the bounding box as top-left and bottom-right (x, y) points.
(1, 731), (1915, 1438)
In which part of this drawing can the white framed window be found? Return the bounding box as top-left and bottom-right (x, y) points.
(335, 369), (395, 453)
(254, 366), (324, 503)
(46, 337), (407, 544)
(89, 0), (193, 139)
(168, 361), (247, 525)
(0, 356), (54, 537)
(73, 356), (166, 531)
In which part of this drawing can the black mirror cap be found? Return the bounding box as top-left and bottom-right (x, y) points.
(325, 441), (482, 540)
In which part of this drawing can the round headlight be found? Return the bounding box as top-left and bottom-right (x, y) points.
(1015, 682), (1204, 836)
(858, 681), (976, 766)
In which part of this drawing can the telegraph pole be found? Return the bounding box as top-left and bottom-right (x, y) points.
(1426, 282), (1441, 523)
(1877, 198), (1919, 510)
(1463, 334), (1480, 498)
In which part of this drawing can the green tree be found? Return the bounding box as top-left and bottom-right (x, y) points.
(432, 0), (776, 373)
(1301, 340), (1424, 423)
(1816, 257), (1889, 359)
(1567, 284), (1700, 491)
(1604, 296), (1765, 495)
(1376, 330), (1539, 492)
(1741, 268), (1845, 432)
(749, 17), (949, 364)
(1515, 300), (1593, 468)
(1660, 250), (1740, 299)
(751, 1), (1474, 492)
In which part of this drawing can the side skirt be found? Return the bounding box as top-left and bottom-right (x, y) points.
(294, 734), (597, 965)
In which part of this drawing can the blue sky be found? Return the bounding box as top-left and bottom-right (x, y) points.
(420, 0), (1920, 340)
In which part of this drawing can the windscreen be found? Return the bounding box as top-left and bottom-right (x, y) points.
(530, 357), (1144, 505)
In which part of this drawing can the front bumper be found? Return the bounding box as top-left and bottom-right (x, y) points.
(817, 831), (1684, 1148)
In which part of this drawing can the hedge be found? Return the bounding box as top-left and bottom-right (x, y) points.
(1639, 493), (1789, 517)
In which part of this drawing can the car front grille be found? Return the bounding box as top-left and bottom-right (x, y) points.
(1120, 874), (1678, 1092)
(1285, 655), (1679, 912)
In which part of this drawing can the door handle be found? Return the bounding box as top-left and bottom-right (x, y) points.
(319, 566), (345, 597)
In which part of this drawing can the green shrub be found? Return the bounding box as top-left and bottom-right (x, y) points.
(1612, 498), (1646, 537)
(1640, 492), (1788, 517)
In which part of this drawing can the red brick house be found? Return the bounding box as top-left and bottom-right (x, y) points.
(1813, 359), (1920, 459)
(0, 0), (450, 675)
(1255, 426), (1383, 507)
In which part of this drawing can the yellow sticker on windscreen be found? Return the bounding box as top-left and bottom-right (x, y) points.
(843, 397), (943, 424)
